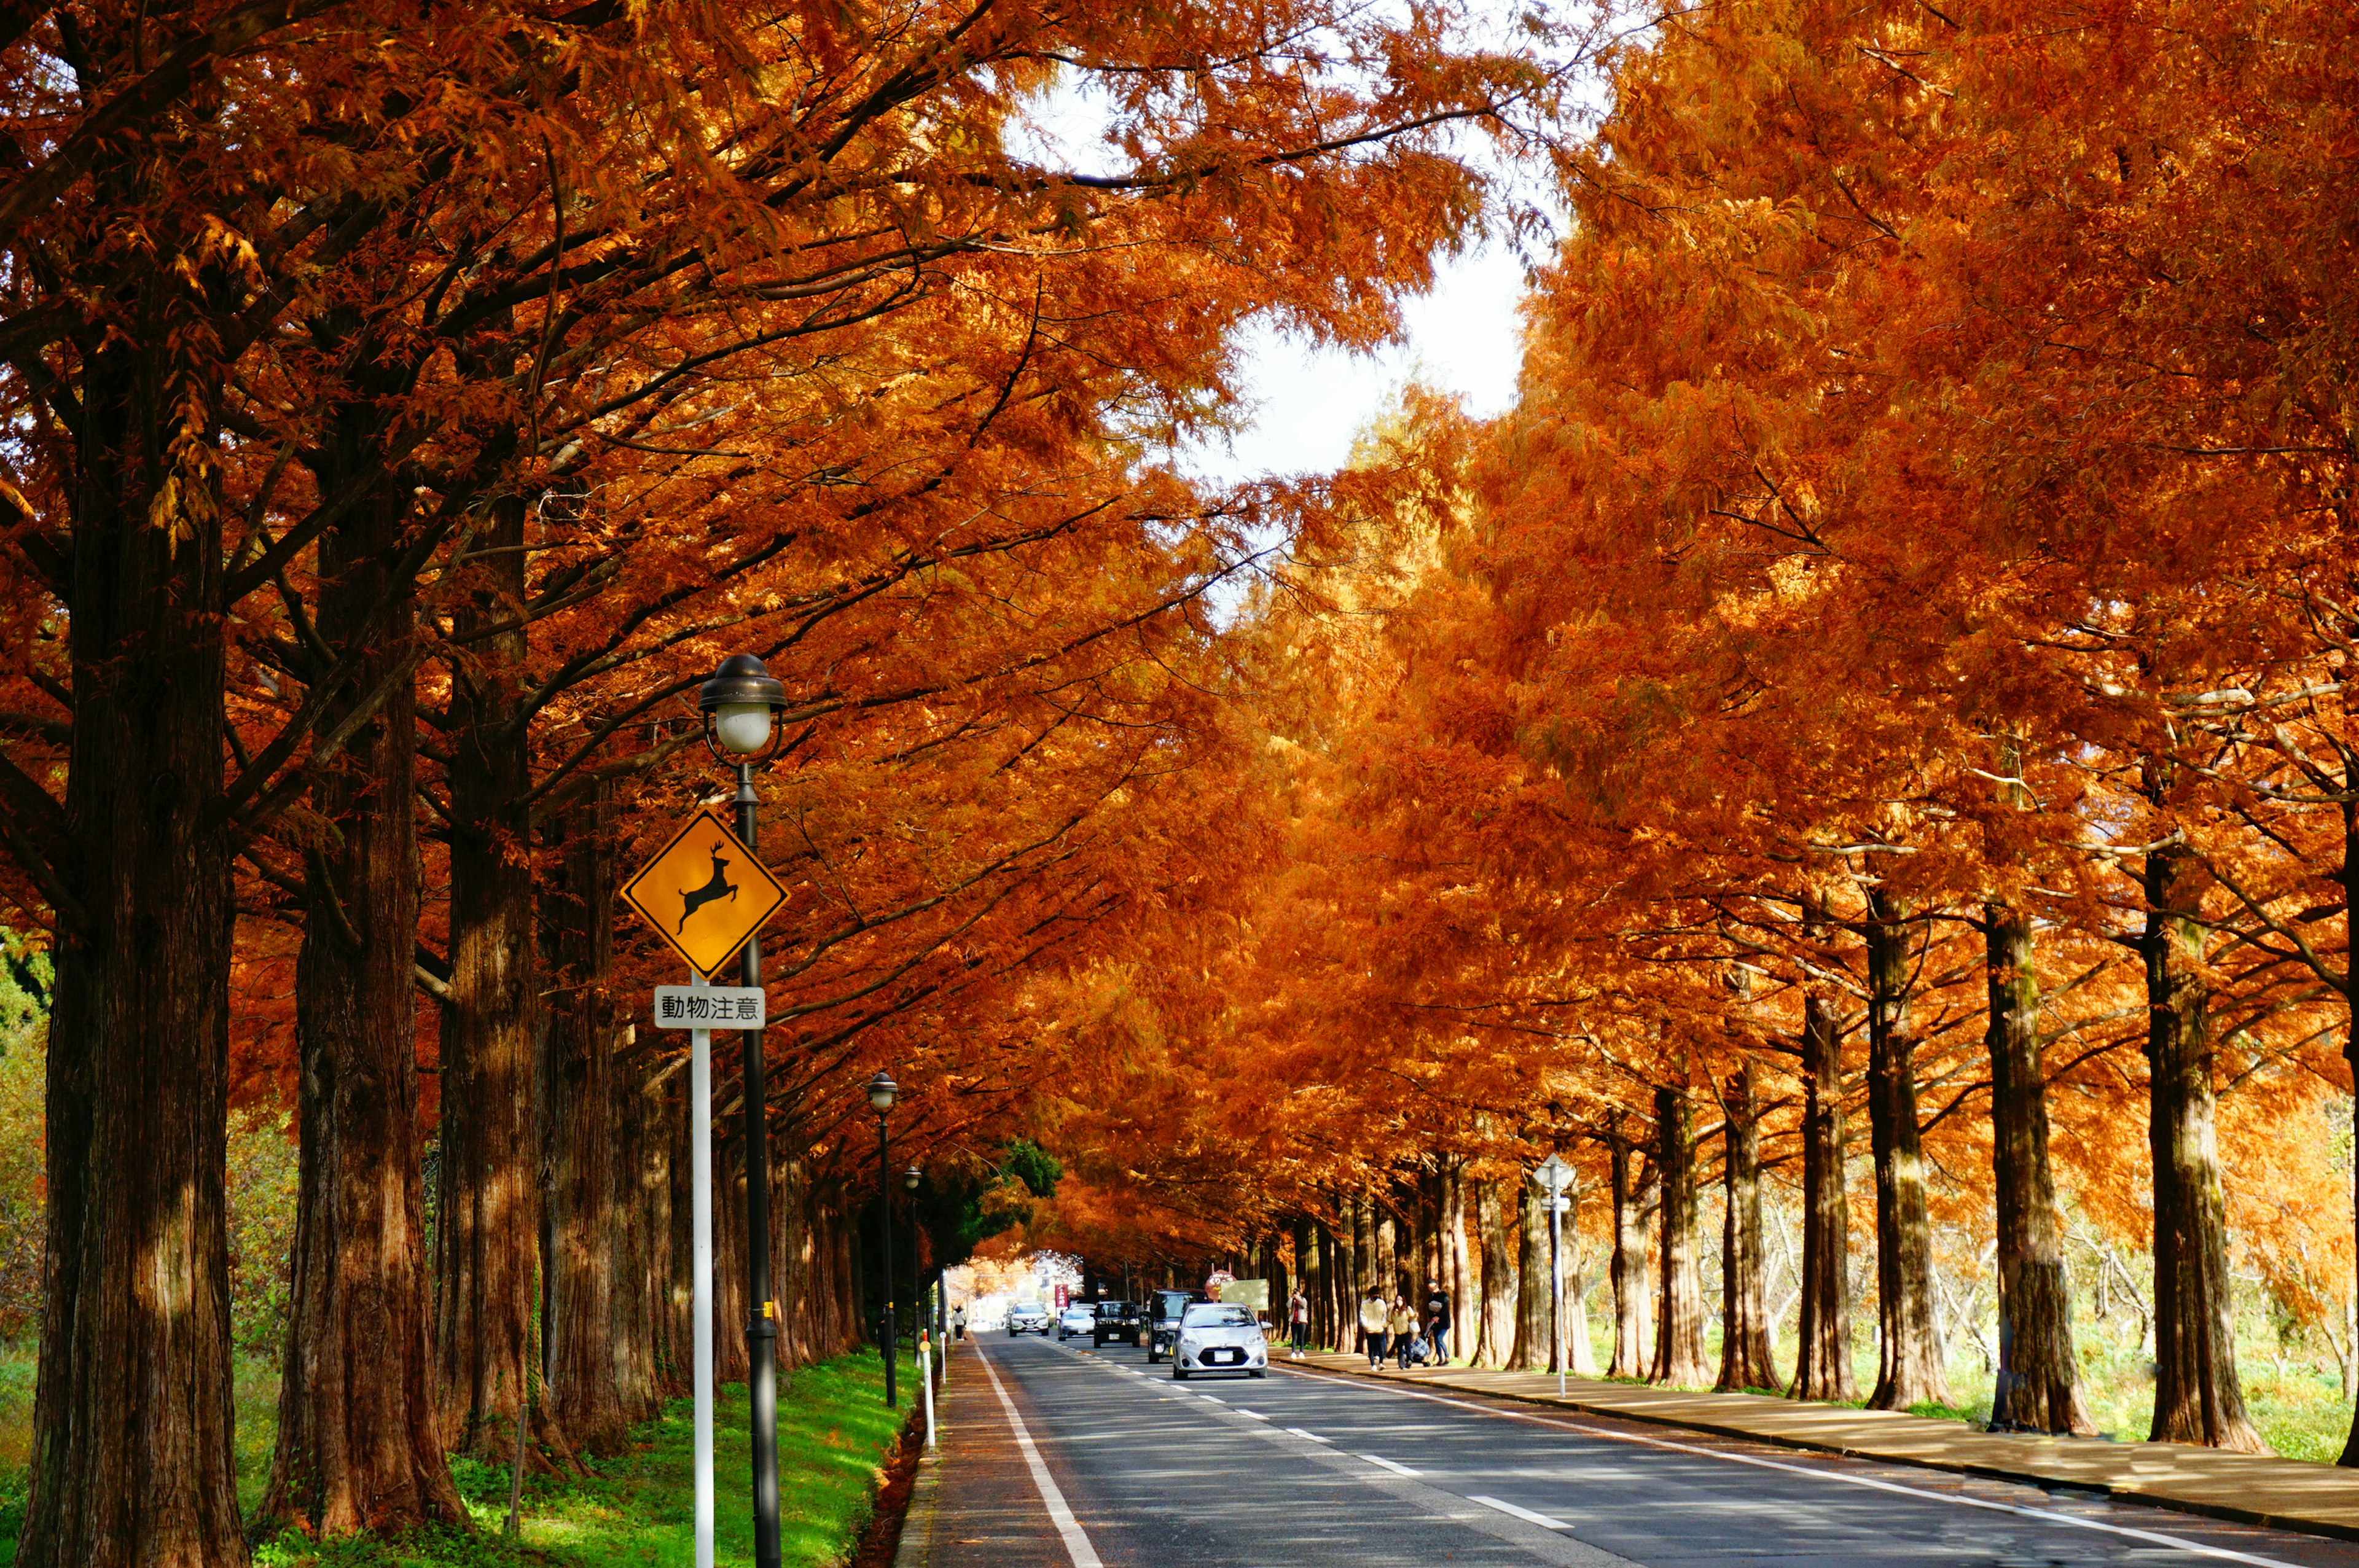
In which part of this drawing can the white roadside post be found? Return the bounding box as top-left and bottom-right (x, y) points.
(1534, 1154), (1574, 1398)
(920, 1330), (937, 1448)
(654, 980), (769, 1568)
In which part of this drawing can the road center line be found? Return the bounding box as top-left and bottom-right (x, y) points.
(1235, 1408), (1269, 1420)
(1360, 1453), (1422, 1476)
(1274, 1367), (2306, 1568)
(1471, 1495), (1573, 1530)
(979, 1349), (1105, 1568)
(1286, 1428), (1332, 1443)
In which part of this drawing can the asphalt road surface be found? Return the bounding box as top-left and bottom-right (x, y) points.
(944, 1333), (2359, 1568)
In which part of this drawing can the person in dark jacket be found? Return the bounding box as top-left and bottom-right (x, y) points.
(1424, 1281), (1452, 1365)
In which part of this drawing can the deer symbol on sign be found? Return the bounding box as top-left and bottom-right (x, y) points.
(678, 851), (738, 932)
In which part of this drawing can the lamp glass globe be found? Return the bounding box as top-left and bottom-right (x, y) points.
(714, 701), (773, 755)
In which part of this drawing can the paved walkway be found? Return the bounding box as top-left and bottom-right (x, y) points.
(1283, 1349), (2359, 1541)
(896, 1339), (1079, 1568)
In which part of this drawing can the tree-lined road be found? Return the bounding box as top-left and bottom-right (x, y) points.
(910, 1338), (2359, 1568)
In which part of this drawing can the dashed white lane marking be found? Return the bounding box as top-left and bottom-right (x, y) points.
(1361, 1453), (1422, 1476)
(1197, 1394), (1224, 1403)
(1235, 1409), (1270, 1421)
(1287, 1429), (1332, 1443)
(1473, 1495), (1573, 1530)
(979, 1349), (1105, 1568)
(1277, 1369), (2310, 1568)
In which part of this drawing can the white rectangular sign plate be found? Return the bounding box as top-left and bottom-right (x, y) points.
(652, 985), (765, 1028)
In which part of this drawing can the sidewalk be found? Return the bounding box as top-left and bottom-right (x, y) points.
(894, 1341), (1068, 1568)
(1283, 1349), (2359, 1542)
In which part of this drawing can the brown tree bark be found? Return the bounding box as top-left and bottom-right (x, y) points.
(432, 493), (541, 1454)
(1866, 892), (1951, 1411)
(263, 461), (466, 1536)
(2142, 843), (2264, 1451)
(1506, 1178), (1551, 1370)
(1791, 989), (1856, 1401)
(1608, 1130), (1651, 1378)
(1987, 900), (2093, 1434)
(1715, 1059), (1780, 1392)
(1651, 1085), (1711, 1387)
(19, 314), (245, 1568)
(544, 791), (633, 1453)
(1444, 1164), (1474, 1363)
(1474, 1180), (1517, 1367)
(611, 1048), (674, 1419)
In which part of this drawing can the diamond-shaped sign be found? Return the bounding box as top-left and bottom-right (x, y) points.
(620, 808), (787, 978)
(1533, 1153), (1574, 1195)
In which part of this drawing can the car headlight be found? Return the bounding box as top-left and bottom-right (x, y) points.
(1178, 1336), (1199, 1351)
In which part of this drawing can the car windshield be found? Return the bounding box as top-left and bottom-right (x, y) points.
(1182, 1305), (1255, 1328)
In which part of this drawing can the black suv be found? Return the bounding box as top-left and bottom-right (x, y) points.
(1091, 1299), (1148, 1347)
(1144, 1289), (1200, 1364)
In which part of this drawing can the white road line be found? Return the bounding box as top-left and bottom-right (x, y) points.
(1235, 1409), (1270, 1420)
(1472, 1496), (1573, 1530)
(1286, 1429), (1332, 1443)
(979, 1349), (1105, 1568)
(1360, 1453), (1422, 1476)
(1197, 1394), (1224, 1403)
(1276, 1370), (2309, 1568)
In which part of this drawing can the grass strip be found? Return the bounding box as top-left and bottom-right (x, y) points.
(242, 1346), (916, 1567)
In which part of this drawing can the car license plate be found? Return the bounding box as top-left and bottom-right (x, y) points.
(1207, 1348), (1242, 1365)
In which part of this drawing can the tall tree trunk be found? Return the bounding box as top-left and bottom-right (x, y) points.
(1651, 1085), (1710, 1386)
(1608, 1131), (1649, 1378)
(2343, 795), (2359, 1466)
(1791, 989), (1856, 1401)
(1444, 1164), (1474, 1362)
(432, 494), (541, 1453)
(1987, 900), (2092, 1433)
(264, 462), (466, 1535)
(545, 790), (632, 1453)
(21, 322), (244, 1568)
(1866, 893), (1950, 1411)
(2143, 843), (2264, 1451)
(1506, 1177), (1551, 1370)
(1474, 1180), (1517, 1367)
(611, 1046), (670, 1419)
(1716, 1059), (1780, 1392)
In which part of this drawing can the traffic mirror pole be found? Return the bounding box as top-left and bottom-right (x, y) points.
(737, 762), (783, 1568)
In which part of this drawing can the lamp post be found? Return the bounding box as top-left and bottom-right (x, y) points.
(698, 653), (789, 1568)
(869, 1071), (901, 1406)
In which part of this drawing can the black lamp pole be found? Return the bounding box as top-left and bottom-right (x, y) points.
(869, 1070), (899, 1407)
(699, 653), (788, 1568)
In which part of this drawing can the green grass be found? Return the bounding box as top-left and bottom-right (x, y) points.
(0, 1343), (919, 1567)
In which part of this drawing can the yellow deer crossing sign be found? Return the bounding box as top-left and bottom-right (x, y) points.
(620, 808), (788, 978)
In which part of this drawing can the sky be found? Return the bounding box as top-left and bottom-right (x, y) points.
(1171, 243), (1531, 488)
(1007, 44), (1545, 496)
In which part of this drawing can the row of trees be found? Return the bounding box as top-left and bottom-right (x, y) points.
(0, 0), (1575, 1560)
(1027, 0), (2359, 1469)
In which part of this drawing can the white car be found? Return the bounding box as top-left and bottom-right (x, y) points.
(1171, 1303), (1268, 1379)
(1056, 1305), (1095, 1340)
(1007, 1305), (1050, 1335)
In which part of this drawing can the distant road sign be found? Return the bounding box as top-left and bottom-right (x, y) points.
(620, 808), (788, 977)
(652, 985), (766, 1029)
(1534, 1153), (1574, 1195)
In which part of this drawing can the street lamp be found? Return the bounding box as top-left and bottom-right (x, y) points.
(698, 652), (789, 1568)
(869, 1070), (900, 1407)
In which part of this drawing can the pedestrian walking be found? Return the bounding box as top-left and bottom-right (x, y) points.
(952, 1304), (967, 1341)
(1359, 1287), (1390, 1369)
(1289, 1288), (1310, 1359)
(1388, 1293), (1418, 1369)
(1423, 1279), (1451, 1365)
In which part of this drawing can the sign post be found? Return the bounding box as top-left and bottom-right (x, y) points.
(1534, 1154), (1574, 1398)
(628, 809), (785, 1568)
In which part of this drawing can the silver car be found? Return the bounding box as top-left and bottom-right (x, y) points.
(1057, 1305), (1095, 1340)
(1171, 1303), (1268, 1379)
